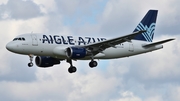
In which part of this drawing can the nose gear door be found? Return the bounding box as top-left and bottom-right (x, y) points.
(31, 34), (38, 46)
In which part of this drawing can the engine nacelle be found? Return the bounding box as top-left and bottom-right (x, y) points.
(66, 47), (87, 59)
(35, 56), (60, 67)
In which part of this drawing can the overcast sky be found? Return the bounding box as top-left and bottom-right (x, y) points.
(0, 0), (180, 101)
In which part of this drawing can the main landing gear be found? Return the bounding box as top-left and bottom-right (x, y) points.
(67, 58), (98, 73)
(28, 55), (34, 67)
(67, 59), (77, 73)
(89, 61), (97, 68)
(89, 56), (97, 68)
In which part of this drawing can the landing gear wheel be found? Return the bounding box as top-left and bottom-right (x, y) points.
(67, 59), (77, 73)
(68, 66), (77, 73)
(89, 61), (98, 68)
(28, 62), (33, 67)
(28, 54), (34, 67)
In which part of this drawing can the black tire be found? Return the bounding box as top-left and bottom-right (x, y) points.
(28, 63), (33, 67)
(68, 66), (77, 73)
(89, 61), (98, 68)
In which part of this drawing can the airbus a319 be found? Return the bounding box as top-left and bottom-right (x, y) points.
(6, 10), (174, 73)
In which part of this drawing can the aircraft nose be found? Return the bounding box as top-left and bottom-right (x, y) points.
(6, 42), (14, 51)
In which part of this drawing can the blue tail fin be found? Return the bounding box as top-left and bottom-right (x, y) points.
(133, 10), (158, 42)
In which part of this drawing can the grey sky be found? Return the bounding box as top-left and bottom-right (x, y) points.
(0, 0), (43, 20)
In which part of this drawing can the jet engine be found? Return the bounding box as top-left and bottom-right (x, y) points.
(35, 56), (60, 67)
(66, 47), (87, 59)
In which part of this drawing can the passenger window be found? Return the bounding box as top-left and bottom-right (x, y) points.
(18, 38), (22, 40)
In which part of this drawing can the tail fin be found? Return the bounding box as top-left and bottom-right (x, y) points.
(133, 10), (158, 42)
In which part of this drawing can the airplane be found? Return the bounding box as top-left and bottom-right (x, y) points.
(6, 10), (175, 73)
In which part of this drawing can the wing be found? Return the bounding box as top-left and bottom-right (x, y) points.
(84, 30), (146, 55)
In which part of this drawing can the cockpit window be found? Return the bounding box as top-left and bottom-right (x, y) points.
(13, 38), (18, 41)
(18, 38), (22, 40)
(13, 37), (26, 41)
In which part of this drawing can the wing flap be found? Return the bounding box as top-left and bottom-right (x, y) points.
(142, 38), (175, 48)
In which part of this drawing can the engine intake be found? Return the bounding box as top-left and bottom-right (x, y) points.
(35, 56), (60, 67)
(66, 47), (87, 59)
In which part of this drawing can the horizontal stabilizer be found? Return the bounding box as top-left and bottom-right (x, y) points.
(142, 38), (175, 48)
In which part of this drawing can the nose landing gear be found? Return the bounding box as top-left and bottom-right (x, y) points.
(28, 62), (33, 67)
(28, 55), (34, 67)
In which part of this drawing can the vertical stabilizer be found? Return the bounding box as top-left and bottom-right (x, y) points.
(133, 10), (158, 42)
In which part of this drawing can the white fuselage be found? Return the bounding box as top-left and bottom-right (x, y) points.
(6, 33), (163, 60)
